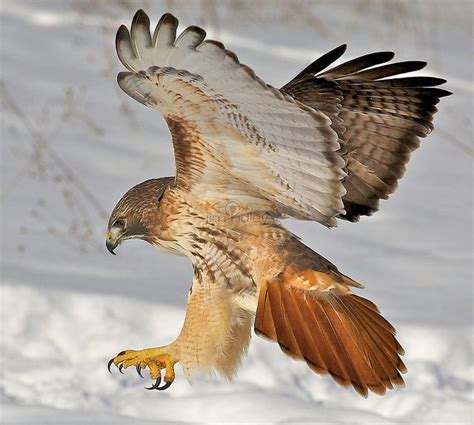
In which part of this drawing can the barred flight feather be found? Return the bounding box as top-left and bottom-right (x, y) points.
(282, 45), (450, 221)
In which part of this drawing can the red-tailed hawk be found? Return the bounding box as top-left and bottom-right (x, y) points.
(106, 10), (450, 396)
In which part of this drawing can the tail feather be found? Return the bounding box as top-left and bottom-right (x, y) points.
(255, 275), (406, 397)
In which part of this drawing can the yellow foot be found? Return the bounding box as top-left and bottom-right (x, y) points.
(108, 346), (178, 391)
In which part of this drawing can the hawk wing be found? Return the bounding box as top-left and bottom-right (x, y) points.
(282, 45), (451, 221)
(116, 10), (346, 226)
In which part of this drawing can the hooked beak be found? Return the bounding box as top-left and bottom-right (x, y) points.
(106, 230), (121, 255)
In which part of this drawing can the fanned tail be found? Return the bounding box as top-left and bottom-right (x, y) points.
(255, 276), (406, 398)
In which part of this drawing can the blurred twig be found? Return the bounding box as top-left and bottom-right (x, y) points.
(0, 81), (108, 218)
(436, 127), (473, 157)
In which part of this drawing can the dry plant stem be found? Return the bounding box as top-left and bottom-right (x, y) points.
(1, 82), (108, 218)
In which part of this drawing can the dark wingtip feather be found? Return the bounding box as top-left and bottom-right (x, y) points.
(338, 203), (374, 222)
(319, 51), (395, 79)
(411, 60), (427, 70)
(376, 60), (427, 74)
(428, 77), (447, 86)
(115, 24), (134, 70)
(412, 77), (447, 86)
(435, 88), (453, 97)
(348, 76), (450, 89)
(343, 61), (428, 81)
(304, 44), (348, 75)
(375, 51), (396, 62)
(116, 24), (130, 45)
(157, 12), (179, 28)
(152, 13), (179, 47)
(181, 25), (207, 42)
(160, 12), (178, 21)
(117, 71), (132, 85)
(282, 44), (348, 89)
(385, 76), (448, 88)
(132, 9), (150, 26)
(339, 44), (348, 52)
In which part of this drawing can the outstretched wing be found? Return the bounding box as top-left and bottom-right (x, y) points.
(116, 10), (346, 226)
(282, 45), (451, 221)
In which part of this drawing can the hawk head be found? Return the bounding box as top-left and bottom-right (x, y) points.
(106, 177), (174, 254)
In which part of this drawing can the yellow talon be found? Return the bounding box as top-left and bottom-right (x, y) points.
(108, 346), (178, 390)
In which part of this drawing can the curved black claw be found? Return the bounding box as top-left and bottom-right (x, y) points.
(145, 375), (162, 390)
(118, 364), (124, 374)
(136, 365), (144, 378)
(107, 358), (115, 374)
(156, 380), (173, 391)
(108, 351), (128, 373)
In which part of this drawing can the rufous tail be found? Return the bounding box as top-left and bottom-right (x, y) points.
(255, 274), (406, 397)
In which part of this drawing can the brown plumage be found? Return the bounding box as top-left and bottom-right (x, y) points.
(105, 10), (450, 396)
(282, 44), (451, 221)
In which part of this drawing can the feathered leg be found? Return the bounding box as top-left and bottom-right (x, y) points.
(108, 268), (252, 389)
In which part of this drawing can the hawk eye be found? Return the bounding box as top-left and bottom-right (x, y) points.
(113, 218), (126, 228)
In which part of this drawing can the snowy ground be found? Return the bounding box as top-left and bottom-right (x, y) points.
(1, 1), (472, 424)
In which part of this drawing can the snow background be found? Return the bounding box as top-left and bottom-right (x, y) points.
(0, 0), (472, 424)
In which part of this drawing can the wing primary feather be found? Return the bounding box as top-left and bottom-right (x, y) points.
(130, 9), (152, 61)
(174, 26), (207, 49)
(319, 51), (395, 79)
(115, 25), (135, 72)
(351, 76), (447, 88)
(283, 44), (348, 88)
(153, 13), (179, 47)
(339, 61), (427, 81)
